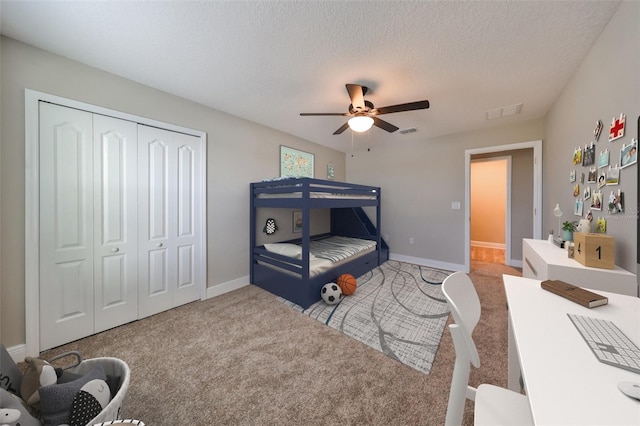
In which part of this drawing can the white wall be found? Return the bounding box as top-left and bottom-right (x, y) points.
(544, 0), (639, 273)
(0, 37), (346, 348)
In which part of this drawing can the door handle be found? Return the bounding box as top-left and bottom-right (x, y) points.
(157, 243), (163, 248)
(111, 247), (120, 253)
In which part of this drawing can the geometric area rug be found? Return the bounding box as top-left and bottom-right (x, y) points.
(282, 260), (451, 376)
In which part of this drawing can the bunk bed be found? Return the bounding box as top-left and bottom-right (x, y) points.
(250, 177), (388, 308)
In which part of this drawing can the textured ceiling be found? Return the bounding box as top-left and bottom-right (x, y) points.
(1, 1), (620, 152)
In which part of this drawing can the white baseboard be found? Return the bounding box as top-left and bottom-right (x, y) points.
(389, 253), (465, 272)
(510, 259), (523, 268)
(7, 344), (26, 363)
(471, 240), (506, 249)
(206, 275), (250, 299)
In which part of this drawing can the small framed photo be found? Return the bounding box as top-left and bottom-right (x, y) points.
(569, 169), (576, 183)
(620, 139), (637, 169)
(582, 144), (595, 166)
(605, 167), (619, 185)
(608, 191), (624, 214)
(587, 168), (597, 183)
(590, 191), (603, 211)
(574, 198), (584, 216)
(595, 217), (607, 233)
(583, 185), (591, 200)
(594, 120), (603, 141)
(572, 147), (582, 165)
(292, 210), (303, 233)
(598, 150), (609, 168)
(573, 184), (580, 197)
(597, 172), (606, 188)
(327, 164), (335, 180)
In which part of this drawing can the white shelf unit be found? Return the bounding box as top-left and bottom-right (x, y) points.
(522, 238), (637, 297)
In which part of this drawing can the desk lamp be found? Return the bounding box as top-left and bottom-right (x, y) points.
(553, 203), (563, 246)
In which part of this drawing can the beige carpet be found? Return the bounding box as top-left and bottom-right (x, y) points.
(36, 261), (521, 425)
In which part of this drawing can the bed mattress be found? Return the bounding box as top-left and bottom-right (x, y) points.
(259, 236), (377, 278)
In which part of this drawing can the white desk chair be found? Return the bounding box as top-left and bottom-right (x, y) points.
(442, 271), (533, 426)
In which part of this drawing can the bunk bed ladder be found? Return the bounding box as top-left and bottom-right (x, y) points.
(331, 207), (389, 264)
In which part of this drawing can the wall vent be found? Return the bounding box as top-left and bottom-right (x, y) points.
(399, 127), (417, 134)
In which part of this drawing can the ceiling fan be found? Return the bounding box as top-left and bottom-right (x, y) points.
(300, 84), (430, 135)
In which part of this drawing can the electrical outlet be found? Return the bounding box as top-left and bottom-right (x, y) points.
(409, 237), (414, 244)
(451, 202), (461, 210)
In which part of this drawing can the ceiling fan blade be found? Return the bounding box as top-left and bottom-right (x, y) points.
(300, 112), (350, 116)
(333, 122), (350, 135)
(375, 100), (430, 115)
(345, 84), (365, 110)
(372, 116), (399, 133)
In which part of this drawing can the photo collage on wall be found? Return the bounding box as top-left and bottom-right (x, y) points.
(569, 114), (637, 233)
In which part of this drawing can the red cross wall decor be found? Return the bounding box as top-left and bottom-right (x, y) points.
(609, 113), (625, 142)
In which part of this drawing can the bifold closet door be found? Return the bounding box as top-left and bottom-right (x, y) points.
(137, 125), (203, 318)
(39, 104), (140, 350)
(93, 115), (139, 333)
(39, 103), (95, 350)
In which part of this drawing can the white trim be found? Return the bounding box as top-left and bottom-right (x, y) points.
(470, 241), (506, 249)
(510, 259), (524, 268)
(206, 276), (250, 299)
(7, 344), (26, 364)
(464, 140), (542, 274)
(25, 89), (208, 357)
(390, 253), (465, 272)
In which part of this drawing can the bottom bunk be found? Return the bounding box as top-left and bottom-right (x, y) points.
(251, 235), (385, 308)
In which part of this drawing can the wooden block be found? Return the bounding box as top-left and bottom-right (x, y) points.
(573, 232), (615, 269)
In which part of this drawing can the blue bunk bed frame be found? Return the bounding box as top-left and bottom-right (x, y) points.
(250, 177), (388, 308)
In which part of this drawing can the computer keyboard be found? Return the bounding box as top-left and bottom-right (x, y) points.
(568, 314), (640, 374)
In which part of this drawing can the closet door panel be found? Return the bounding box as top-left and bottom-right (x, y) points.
(93, 115), (139, 332)
(39, 102), (94, 351)
(138, 125), (202, 316)
(138, 127), (175, 317)
(173, 140), (201, 306)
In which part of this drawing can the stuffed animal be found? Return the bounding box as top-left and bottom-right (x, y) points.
(20, 356), (59, 409)
(0, 388), (40, 426)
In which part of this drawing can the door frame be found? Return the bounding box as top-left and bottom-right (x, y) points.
(24, 89), (208, 357)
(464, 140), (542, 273)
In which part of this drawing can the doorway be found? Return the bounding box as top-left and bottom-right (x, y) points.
(470, 157), (509, 265)
(464, 140), (543, 273)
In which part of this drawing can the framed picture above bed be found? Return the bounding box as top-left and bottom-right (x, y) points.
(292, 210), (303, 233)
(280, 145), (314, 178)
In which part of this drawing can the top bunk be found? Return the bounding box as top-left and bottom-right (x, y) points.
(251, 177), (380, 209)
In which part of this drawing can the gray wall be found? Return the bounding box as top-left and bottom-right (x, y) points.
(0, 37), (346, 348)
(347, 121), (544, 268)
(544, 0), (638, 273)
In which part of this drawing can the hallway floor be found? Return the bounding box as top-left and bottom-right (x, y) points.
(470, 246), (505, 264)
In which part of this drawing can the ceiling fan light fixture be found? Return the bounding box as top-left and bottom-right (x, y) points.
(348, 116), (374, 132)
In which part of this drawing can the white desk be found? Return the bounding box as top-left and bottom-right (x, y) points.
(504, 274), (640, 426)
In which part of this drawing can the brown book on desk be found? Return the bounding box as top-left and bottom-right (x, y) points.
(541, 280), (608, 308)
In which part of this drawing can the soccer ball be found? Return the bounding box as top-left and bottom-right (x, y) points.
(321, 283), (343, 305)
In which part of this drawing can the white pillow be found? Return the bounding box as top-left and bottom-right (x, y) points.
(264, 243), (302, 258)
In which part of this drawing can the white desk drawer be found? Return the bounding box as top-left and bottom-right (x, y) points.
(523, 240), (548, 280)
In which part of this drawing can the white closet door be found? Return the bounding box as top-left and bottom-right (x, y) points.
(93, 115), (139, 332)
(39, 102), (94, 350)
(137, 125), (202, 318)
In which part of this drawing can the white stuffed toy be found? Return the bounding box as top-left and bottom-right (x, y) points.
(0, 388), (40, 426)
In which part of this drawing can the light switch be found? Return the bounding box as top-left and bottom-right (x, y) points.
(451, 202), (461, 210)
